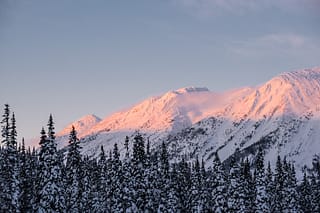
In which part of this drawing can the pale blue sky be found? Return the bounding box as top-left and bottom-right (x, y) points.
(0, 0), (319, 143)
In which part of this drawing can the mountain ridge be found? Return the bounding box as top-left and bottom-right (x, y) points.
(57, 67), (320, 176)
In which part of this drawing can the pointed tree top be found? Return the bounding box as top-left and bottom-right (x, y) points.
(41, 127), (46, 135)
(47, 114), (55, 140)
(213, 151), (221, 164)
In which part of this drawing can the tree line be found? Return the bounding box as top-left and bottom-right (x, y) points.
(1, 104), (320, 212)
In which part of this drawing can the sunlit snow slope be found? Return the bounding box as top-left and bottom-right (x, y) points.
(58, 67), (320, 175)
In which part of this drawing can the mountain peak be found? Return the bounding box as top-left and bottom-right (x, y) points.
(58, 114), (102, 137)
(273, 67), (320, 84)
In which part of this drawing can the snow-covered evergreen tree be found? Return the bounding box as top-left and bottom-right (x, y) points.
(210, 152), (227, 213)
(241, 158), (255, 212)
(0, 106), (20, 212)
(0, 104), (11, 212)
(265, 162), (274, 212)
(167, 163), (181, 212)
(30, 147), (39, 211)
(176, 157), (192, 212)
(122, 136), (138, 212)
(88, 156), (101, 211)
(131, 133), (146, 212)
(298, 172), (312, 212)
(19, 139), (34, 212)
(91, 145), (108, 212)
(1, 104), (10, 145)
(310, 155), (320, 211)
(254, 148), (269, 212)
(110, 143), (123, 212)
(144, 140), (160, 212)
(199, 158), (211, 212)
(227, 151), (246, 212)
(80, 155), (92, 212)
(36, 115), (66, 213)
(9, 112), (21, 212)
(272, 155), (284, 212)
(190, 158), (203, 213)
(282, 160), (298, 212)
(65, 126), (82, 212)
(158, 142), (171, 212)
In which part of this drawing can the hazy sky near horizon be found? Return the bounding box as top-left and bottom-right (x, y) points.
(1, 0), (320, 143)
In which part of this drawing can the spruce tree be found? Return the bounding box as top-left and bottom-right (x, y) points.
(282, 160), (298, 212)
(254, 148), (269, 212)
(0, 106), (20, 212)
(158, 142), (170, 212)
(273, 155), (284, 212)
(0, 104), (10, 211)
(10, 112), (20, 212)
(265, 162), (274, 211)
(310, 155), (320, 211)
(190, 158), (203, 212)
(65, 126), (82, 212)
(92, 145), (108, 212)
(36, 115), (66, 213)
(122, 139), (138, 212)
(242, 158), (255, 212)
(298, 172), (312, 212)
(200, 158), (211, 212)
(227, 152), (245, 212)
(88, 157), (101, 211)
(210, 152), (227, 213)
(144, 140), (160, 212)
(105, 150), (113, 211)
(111, 143), (123, 212)
(167, 163), (181, 212)
(80, 155), (92, 212)
(30, 147), (39, 211)
(1, 104), (10, 146)
(176, 157), (192, 212)
(19, 139), (34, 212)
(131, 133), (146, 212)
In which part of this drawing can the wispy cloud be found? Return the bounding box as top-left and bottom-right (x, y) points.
(172, 0), (320, 16)
(259, 34), (306, 48)
(228, 33), (319, 57)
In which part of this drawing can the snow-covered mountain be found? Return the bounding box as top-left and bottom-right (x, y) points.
(57, 67), (320, 175)
(57, 114), (101, 148)
(58, 114), (101, 138)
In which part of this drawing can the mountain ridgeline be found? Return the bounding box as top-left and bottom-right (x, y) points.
(58, 67), (320, 174)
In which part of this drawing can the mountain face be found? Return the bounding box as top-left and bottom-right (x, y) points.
(58, 67), (320, 175)
(57, 114), (101, 148)
(58, 114), (101, 138)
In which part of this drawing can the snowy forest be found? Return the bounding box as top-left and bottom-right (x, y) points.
(1, 104), (320, 213)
